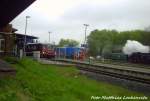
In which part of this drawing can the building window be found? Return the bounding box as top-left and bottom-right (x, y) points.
(0, 39), (5, 52)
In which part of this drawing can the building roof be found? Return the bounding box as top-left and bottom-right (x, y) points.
(15, 33), (38, 39)
(0, 32), (38, 39)
(0, 0), (36, 28)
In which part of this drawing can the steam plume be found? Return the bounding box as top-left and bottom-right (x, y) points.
(122, 40), (150, 55)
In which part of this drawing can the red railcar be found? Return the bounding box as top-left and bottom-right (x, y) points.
(25, 43), (55, 58)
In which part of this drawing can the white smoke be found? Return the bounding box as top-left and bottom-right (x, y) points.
(122, 40), (150, 55)
(145, 26), (150, 32)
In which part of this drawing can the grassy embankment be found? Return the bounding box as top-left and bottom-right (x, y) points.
(0, 58), (148, 101)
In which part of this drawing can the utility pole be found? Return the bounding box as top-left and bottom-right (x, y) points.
(83, 24), (89, 44)
(48, 32), (51, 44)
(23, 16), (30, 56)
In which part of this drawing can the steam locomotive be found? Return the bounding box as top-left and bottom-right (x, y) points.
(128, 52), (150, 64)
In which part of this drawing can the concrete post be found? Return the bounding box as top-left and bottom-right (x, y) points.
(33, 51), (40, 61)
(19, 49), (23, 59)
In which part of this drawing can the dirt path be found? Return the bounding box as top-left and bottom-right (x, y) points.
(0, 59), (16, 77)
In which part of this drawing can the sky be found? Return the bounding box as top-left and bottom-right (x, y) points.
(11, 0), (150, 44)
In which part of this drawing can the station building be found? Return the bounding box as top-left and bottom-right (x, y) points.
(0, 24), (38, 56)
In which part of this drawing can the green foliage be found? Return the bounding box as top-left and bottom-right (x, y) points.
(0, 58), (147, 101)
(58, 38), (79, 47)
(87, 29), (150, 56)
(87, 29), (117, 56)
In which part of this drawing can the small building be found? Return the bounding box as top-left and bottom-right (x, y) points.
(0, 24), (38, 57)
(14, 33), (38, 56)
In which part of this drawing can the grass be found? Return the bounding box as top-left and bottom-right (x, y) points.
(0, 58), (149, 101)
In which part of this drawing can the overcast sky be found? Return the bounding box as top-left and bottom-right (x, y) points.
(11, 0), (150, 44)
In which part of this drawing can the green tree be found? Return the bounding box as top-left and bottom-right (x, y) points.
(58, 39), (79, 47)
(87, 29), (115, 56)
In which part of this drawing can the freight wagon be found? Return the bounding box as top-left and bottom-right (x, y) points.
(111, 53), (128, 61)
(55, 47), (86, 60)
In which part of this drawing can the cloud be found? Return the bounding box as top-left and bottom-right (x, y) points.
(11, 0), (150, 44)
(60, 0), (150, 28)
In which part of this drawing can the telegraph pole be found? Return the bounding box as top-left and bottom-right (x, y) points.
(48, 32), (51, 44)
(24, 16), (30, 56)
(83, 24), (89, 44)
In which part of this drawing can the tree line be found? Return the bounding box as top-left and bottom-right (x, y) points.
(57, 29), (150, 57)
(58, 38), (79, 47)
(87, 29), (150, 56)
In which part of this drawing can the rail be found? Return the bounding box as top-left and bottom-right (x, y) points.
(55, 59), (150, 84)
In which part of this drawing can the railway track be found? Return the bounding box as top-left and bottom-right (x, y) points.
(76, 64), (150, 84)
(55, 59), (150, 85)
(95, 60), (150, 69)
